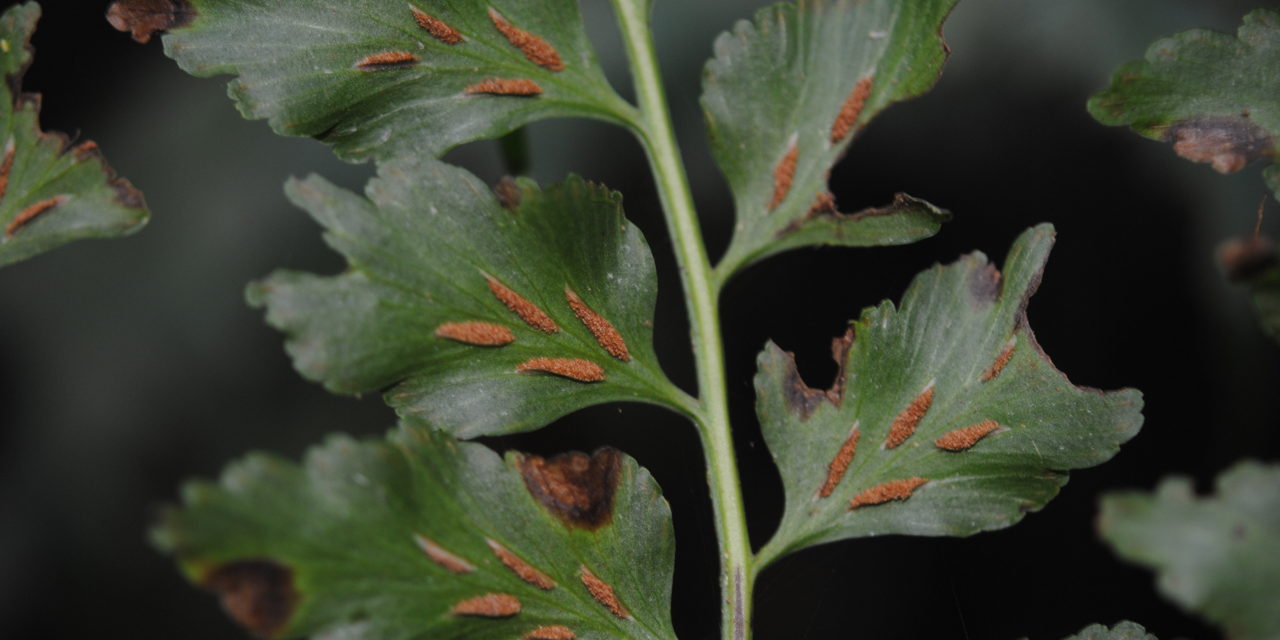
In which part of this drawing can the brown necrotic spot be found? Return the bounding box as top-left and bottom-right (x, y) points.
(73, 140), (100, 158)
(202, 559), (298, 638)
(818, 423), (860, 498)
(494, 176), (522, 210)
(982, 337), (1017, 382)
(487, 8), (564, 71)
(525, 626), (576, 640)
(355, 50), (419, 70)
(107, 0), (196, 44)
(565, 287), (630, 361)
(830, 76), (873, 143)
(466, 77), (543, 96)
(935, 419), (1001, 451)
(434, 321), (515, 346)
(776, 331), (852, 420)
(413, 534), (474, 574)
(768, 140), (799, 211)
(579, 565), (630, 619)
(516, 357), (605, 382)
(519, 448), (622, 531)
(410, 6), (462, 44)
(0, 137), (15, 201)
(486, 538), (556, 590)
(1166, 115), (1274, 174)
(485, 274), (559, 332)
(808, 191), (838, 216)
(1221, 235), (1277, 281)
(884, 385), (934, 449)
(6, 195), (68, 238)
(451, 593), (521, 617)
(848, 477), (928, 510)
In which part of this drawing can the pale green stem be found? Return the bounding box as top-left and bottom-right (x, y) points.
(609, 1), (753, 639)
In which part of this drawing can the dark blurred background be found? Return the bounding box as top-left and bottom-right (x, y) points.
(2, 1), (1278, 638)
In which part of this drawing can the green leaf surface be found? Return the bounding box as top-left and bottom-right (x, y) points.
(154, 418), (677, 640)
(753, 225), (1143, 568)
(702, 0), (956, 280)
(1099, 461), (1280, 640)
(249, 157), (684, 438)
(127, 0), (637, 161)
(1064, 622), (1159, 640)
(1088, 9), (1280, 196)
(0, 2), (147, 268)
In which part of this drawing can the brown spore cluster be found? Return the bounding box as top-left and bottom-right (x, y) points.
(982, 340), (1016, 382)
(410, 6), (463, 44)
(935, 420), (1000, 451)
(579, 565), (630, 619)
(830, 76), (873, 143)
(488, 9), (564, 71)
(565, 287), (630, 361)
(818, 426), (860, 498)
(0, 138), (15, 200)
(524, 625), (576, 640)
(6, 195), (67, 238)
(884, 386), (934, 448)
(451, 593), (522, 617)
(848, 477), (928, 510)
(768, 142), (799, 211)
(487, 538), (556, 590)
(466, 78), (543, 96)
(516, 357), (605, 382)
(355, 50), (419, 70)
(485, 275), (559, 332)
(414, 534), (475, 574)
(434, 321), (515, 346)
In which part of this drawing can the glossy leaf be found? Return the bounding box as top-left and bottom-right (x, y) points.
(248, 157), (683, 437)
(1064, 622), (1159, 640)
(702, 0), (956, 280)
(107, 0), (637, 162)
(1099, 461), (1280, 640)
(1089, 8), (1280, 198)
(154, 418), (677, 640)
(0, 2), (147, 268)
(753, 225), (1143, 568)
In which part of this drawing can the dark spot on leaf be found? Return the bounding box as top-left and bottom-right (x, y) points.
(518, 448), (621, 531)
(494, 176), (522, 210)
(778, 349), (831, 420)
(106, 0), (196, 44)
(1219, 236), (1276, 281)
(827, 328), (854, 404)
(969, 263), (1002, 303)
(202, 559), (298, 638)
(1165, 115), (1274, 174)
(111, 177), (146, 210)
(776, 334), (850, 420)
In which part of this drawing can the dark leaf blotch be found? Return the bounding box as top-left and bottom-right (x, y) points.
(106, 0), (196, 44)
(202, 559), (298, 638)
(519, 448), (622, 531)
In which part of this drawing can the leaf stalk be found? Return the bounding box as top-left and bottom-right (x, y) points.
(609, 1), (753, 638)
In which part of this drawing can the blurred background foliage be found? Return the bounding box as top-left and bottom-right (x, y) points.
(1, 1), (1277, 638)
